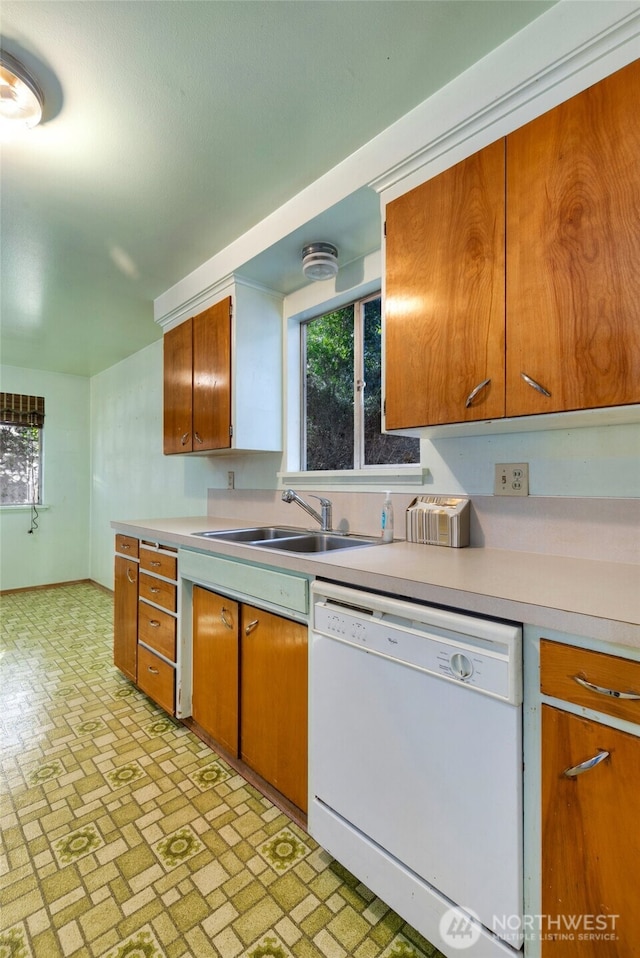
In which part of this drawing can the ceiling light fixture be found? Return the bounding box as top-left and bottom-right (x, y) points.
(302, 242), (339, 281)
(0, 52), (44, 130)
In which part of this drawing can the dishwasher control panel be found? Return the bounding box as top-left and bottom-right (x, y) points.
(313, 584), (522, 705)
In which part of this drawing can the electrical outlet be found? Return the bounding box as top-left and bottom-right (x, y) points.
(227, 471), (235, 490)
(494, 462), (529, 496)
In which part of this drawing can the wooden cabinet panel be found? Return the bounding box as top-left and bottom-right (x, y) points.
(138, 571), (176, 613)
(115, 534), (139, 559)
(240, 604), (308, 812)
(541, 705), (639, 956)
(193, 297), (231, 451)
(137, 645), (175, 714)
(540, 639), (640, 725)
(163, 318), (194, 453)
(138, 603), (176, 661)
(140, 547), (177, 581)
(113, 555), (138, 682)
(506, 60), (640, 416)
(192, 586), (239, 756)
(385, 139), (505, 428)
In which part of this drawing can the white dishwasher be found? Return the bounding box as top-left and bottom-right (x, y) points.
(309, 581), (523, 958)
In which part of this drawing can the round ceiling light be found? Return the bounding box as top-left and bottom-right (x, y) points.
(302, 242), (339, 281)
(0, 52), (44, 130)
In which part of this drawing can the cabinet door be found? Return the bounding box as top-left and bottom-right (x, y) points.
(240, 605), (308, 812)
(506, 61), (640, 416)
(193, 297), (232, 451)
(385, 139), (505, 428)
(541, 705), (640, 956)
(114, 555), (138, 681)
(192, 586), (239, 756)
(163, 318), (193, 453)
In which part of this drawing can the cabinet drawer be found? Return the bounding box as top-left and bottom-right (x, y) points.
(115, 534), (139, 559)
(137, 645), (175, 714)
(138, 603), (177, 661)
(139, 572), (177, 612)
(540, 639), (640, 725)
(140, 548), (177, 580)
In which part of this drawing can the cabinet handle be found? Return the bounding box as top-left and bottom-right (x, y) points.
(573, 675), (640, 701)
(181, 432), (190, 445)
(521, 372), (551, 397)
(465, 378), (491, 408)
(147, 666), (159, 675)
(126, 568), (136, 584)
(245, 619), (259, 636)
(194, 431), (204, 444)
(149, 620), (161, 628)
(563, 750), (609, 778)
(220, 608), (234, 630)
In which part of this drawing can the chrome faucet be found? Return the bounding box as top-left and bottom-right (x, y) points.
(282, 488), (332, 532)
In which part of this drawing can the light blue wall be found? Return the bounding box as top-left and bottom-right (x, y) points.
(0, 365), (90, 591)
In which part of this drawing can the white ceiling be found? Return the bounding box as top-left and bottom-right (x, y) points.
(1, 0), (556, 377)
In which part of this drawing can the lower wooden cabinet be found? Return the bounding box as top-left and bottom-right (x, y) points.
(192, 586), (239, 756)
(191, 585), (308, 813)
(540, 639), (640, 957)
(240, 604), (308, 814)
(114, 551), (138, 682)
(541, 706), (639, 956)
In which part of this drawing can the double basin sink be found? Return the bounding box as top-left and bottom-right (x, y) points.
(192, 526), (379, 554)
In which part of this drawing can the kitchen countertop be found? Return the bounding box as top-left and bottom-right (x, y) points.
(112, 515), (640, 652)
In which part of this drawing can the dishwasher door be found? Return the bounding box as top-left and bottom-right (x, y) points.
(309, 582), (523, 948)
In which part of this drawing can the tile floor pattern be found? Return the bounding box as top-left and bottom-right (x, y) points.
(0, 583), (445, 958)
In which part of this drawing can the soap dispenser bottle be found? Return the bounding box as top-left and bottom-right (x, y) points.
(381, 491), (394, 543)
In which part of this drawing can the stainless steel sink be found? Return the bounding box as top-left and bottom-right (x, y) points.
(254, 533), (377, 553)
(191, 527), (378, 553)
(192, 526), (305, 543)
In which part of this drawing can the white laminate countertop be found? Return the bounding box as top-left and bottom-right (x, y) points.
(112, 515), (640, 652)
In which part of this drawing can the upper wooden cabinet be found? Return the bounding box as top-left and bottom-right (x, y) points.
(384, 60), (640, 430)
(506, 60), (640, 416)
(164, 297), (231, 454)
(163, 279), (283, 455)
(385, 140), (505, 428)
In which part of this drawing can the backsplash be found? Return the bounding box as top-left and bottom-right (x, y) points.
(207, 489), (639, 565)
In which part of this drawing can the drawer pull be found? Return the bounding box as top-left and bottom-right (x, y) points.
(564, 750), (609, 778)
(465, 378), (491, 408)
(521, 372), (551, 397)
(150, 586), (160, 594)
(149, 619), (161, 628)
(126, 568), (136, 584)
(121, 542), (131, 550)
(245, 619), (259, 636)
(149, 560), (161, 567)
(147, 666), (160, 675)
(220, 608), (234, 630)
(573, 675), (640, 701)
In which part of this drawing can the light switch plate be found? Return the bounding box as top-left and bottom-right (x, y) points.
(494, 463), (529, 496)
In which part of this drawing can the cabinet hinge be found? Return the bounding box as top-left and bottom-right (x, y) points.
(383, 399), (386, 415)
(229, 425), (233, 438)
(383, 221), (386, 237)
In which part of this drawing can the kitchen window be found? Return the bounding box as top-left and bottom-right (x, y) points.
(301, 294), (419, 471)
(0, 393), (44, 507)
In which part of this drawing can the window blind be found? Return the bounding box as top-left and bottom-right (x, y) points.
(0, 393), (45, 428)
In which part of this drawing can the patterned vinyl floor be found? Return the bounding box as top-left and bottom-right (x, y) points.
(0, 583), (444, 958)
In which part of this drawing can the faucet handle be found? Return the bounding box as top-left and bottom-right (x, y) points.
(309, 494), (332, 505)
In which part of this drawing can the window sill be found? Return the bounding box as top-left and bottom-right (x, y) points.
(0, 504), (48, 512)
(277, 466), (427, 490)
